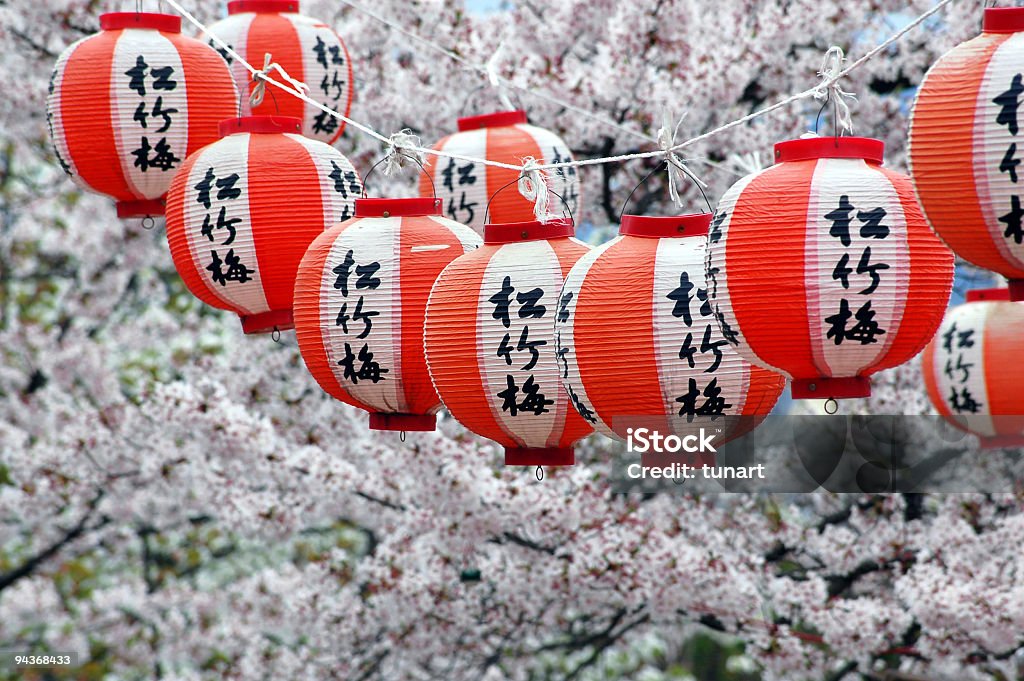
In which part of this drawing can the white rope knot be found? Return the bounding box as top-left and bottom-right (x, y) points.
(250, 53), (310, 108)
(656, 110), (708, 209)
(382, 129), (425, 177)
(518, 157), (556, 222)
(814, 46), (857, 134)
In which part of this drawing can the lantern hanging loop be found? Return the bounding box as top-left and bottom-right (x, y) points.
(617, 158), (714, 224)
(250, 53), (309, 108)
(813, 46), (857, 135)
(271, 327), (281, 343)
(141, 216), (156, 230)
(656, 110), (709, 210)
(483, 173), (575, 226)
(381, 129), (427, 178)
(400, 431), (407, 443)
(535, 466), (544, 481)
(824, 398), (839, 415)
(361, 149), (437, 201)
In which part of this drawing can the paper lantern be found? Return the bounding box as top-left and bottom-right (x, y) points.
(165, 115), (362, 334)
(706, 136), (954, 400)
(418, 110), (580, 234)
(46, 12), (237, 218)
(555, 213), (785, 443)
(293, 197), (482, 430)
(922, 288), (1024, 448)
(909, 7), (1024, 301)
(205, 0), (354, 145)
(424, 219), (593, 465)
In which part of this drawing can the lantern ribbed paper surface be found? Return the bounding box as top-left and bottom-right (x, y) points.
(418, 111), (580, 234)
(922, 288), (1024, 449)
(293, 197), (482, 431)
(165, 116), (362, 334)
(909, 7), (1024, 301)
(424, 219), (593, 465)
(555, 214), (785, 442)
(46, 12), (237, 218)
(205, 0), (354, 145)
(706, 137), (954, 400)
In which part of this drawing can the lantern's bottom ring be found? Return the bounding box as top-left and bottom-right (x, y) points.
(504, 446), (574, 467)
(368, 413), (436, 432)
(240, 309), (294, 335)
(117, 198), (166, 219)
(790, 376), (870, 400)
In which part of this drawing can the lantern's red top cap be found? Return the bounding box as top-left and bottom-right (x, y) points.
(100, 12), (181, 32)
(228, 0), (300, 14)
(354, 197), (443, 218)
(966, 287), (1012, 303)
(620, 213), (712, 238)
(457, 110), (528, 132)
(485, 218), (574, 244)
(219, 116), (302, 136)
(774, 137), (884, 164)
(984, 7), (1024, 33)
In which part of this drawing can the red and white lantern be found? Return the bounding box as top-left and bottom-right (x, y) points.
(205, 0), (354, 145)
(909, 7), (1024, 300)
(46, 12), (237, 218)
(165, 115), (362, 334)
(706, 137), (955, 400)
(419, 110), (580, 234)
(555, 214), (786, 442)
(922, 288), (1024, 448)
(293, 197), (482, 431)
(424, 219), (593, 465)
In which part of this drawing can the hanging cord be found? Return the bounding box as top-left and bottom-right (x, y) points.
(484, 42), (517, 112)
(381, 129), (425, 177)
(162, 0), (957, 176)
(618, 159), (714, 223)
(813, 46), (857, 136)
(656, 110), (710, 210)
(250, 53), (308, 108)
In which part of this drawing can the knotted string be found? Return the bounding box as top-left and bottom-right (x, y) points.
(813, 46), (857, 134)
(656, 110), (708, 209)
(382, 129), (425, 177)
(518, 157), (556, 222)
(485, 42), (516, 112)
(250, 53), (309, 108)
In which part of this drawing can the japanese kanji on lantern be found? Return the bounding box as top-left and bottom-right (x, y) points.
(909, 7), (1024, 301)
(165, 115), (362, 334)
(921, 288), (1024, 449)
(706, 136), (954, 401)
(205, 0), (354, 145)
(555, 213), (785, 444)
(46, 12), (237, 218)
(293, 197), (482, 431)
(424, 218), (593, 466)
(419, 111), (580, 234)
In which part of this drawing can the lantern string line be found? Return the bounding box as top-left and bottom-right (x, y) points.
(163, 0), (956, 177)
(249, 52), (309, 107)
(814, 46), (857, 134)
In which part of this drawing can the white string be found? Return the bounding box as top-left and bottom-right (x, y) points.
(485, 42), (516, 112)
(382, 129), (425, 176)
(163, 0), (957, 176)
(814, 46), (857, 133)
(249, 52), (309, 107)
(518, 157), (555, 222)
(656, 110), (708, 209)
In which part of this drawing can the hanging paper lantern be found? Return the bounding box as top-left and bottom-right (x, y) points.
(921, 287), (1024, 448)
(418, 110), (580, 234)
(706, 136), (954, 400)
(46, 12), (237, 218)
(555, 213), (786, 443)
(165, 115), (362, 334)
(205, 0), (354, 145)
(424, 219), (593, 465)
(293, 197), (482, 430)
(909, 7), (1024, 301)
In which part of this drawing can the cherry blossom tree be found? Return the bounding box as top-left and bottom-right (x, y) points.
(2, 0), (1023, 679)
